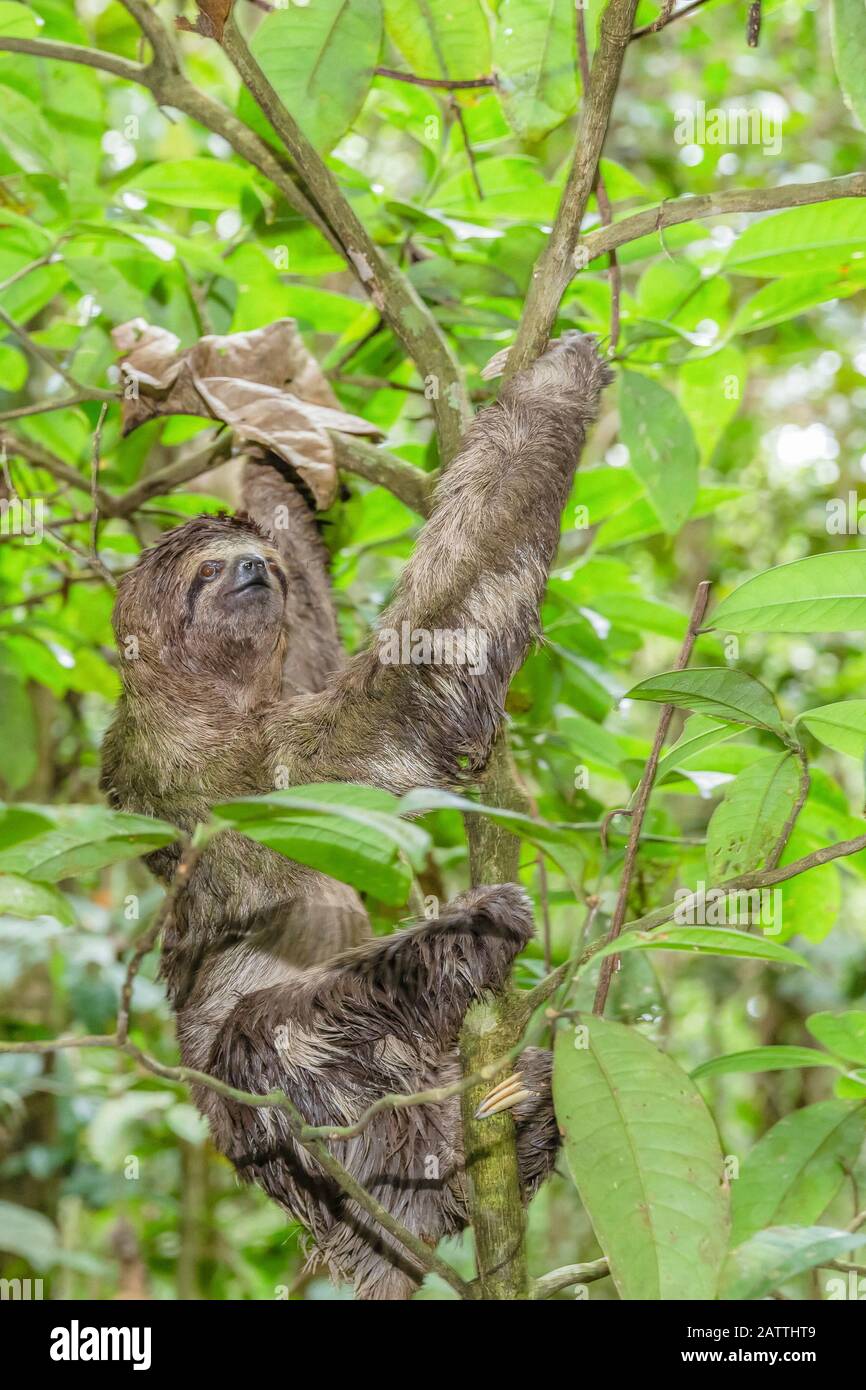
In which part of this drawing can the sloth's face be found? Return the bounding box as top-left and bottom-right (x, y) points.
(113, 516), (292, 683)
(185, 537), (288, 637)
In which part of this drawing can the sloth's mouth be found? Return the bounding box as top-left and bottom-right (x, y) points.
(230, 577), (272, 596)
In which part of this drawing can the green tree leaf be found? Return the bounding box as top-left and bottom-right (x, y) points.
(725, 199), (866, 277)
(679, 346), (745, 461)
(0, 805), (177, 882)
(618, 371), (698, 534)
(0, 669), (37, 792)
(731, 1100), (866, 1243)
(831, 0), (866, 131)
(214, 783), (430, 905)
(732, 270), (866, 334)
(807, 1011), (866, 1065)
(493, 0), (578, 142)
(797, 700), (866, 759)
(384, 0), (491, 78)
(706, 751), (798, 879)
(240, 0), (383, 155)
(655, 714), (741, 783)
(119, 158), (255, 211)
(626, 667), (788, 735)
(721, 1226), (866, 1300)
(553, 1015), (729, 1300)
(0, 872), (74, 924)
(0, 87), (64, 176)
(597, 926), (808, 970)
(0, 1200), (61, 1270)
(712, 551), (866, 632)
(691, 1046), (841, 1082)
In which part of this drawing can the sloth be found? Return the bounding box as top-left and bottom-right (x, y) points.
(101, 333), (612, 1299)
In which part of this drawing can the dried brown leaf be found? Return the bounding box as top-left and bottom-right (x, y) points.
(112, 319), (381, 509)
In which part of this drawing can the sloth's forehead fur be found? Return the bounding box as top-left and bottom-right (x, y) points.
(115, 513), (284, 618)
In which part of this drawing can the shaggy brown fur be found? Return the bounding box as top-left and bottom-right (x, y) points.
(101, 333), (612, 1299)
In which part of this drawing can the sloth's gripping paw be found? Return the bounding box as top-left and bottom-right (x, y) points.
(483, 332), (614, 418)
(475, 1068), (537, 1120)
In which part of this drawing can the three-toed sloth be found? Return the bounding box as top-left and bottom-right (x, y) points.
(101, 334), (612, 1299)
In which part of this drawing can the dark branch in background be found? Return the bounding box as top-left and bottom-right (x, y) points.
(592, 581), (710, 1015)
(375, 67), (496, 90)
(631, 0), (717, 41)
(747, 1), (762, 47)
(506, 0), (639, 375)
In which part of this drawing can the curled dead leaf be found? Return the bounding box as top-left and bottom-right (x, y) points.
(112, 318), (381, 510)
(176, 0), (234, 42)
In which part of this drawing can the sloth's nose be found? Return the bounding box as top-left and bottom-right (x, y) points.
(232, 553), (270, 587)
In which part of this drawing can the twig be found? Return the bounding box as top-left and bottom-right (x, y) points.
(0, 19), (471, 459)
(529, 827), (866, 1007)
(592, 581), (711, 1014)
(47, 523), (116, 589)
(531, 1258), (610, 1298)
(0, 248), (61, 295)
(0, 392), (111, 424)
(747, 1), (762, 47)
(0, 303), (117, 404)
(375, 67), (496, 90)
(766, 744), (810, 871)
(88, 402), (109, 576)
(450, 97), (484, 201)
(0, 574), (103, 615)
(631, 0), (716, 41)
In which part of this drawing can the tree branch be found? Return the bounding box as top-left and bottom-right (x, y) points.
(531, 1258), (610, 1298)
(328, 433), (436, 516)
(578, 173), (866, 264)
(593, 580), (711, 1014)
(0, 9), (467, 451)
(505, 0), (639, 375)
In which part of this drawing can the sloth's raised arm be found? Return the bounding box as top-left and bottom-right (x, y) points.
(271, 334), (612, 792)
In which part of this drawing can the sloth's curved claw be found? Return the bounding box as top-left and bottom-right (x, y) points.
(475, 1070), (535, 1120)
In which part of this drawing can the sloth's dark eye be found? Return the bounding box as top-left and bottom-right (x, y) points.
(198, 561), (220, 580)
